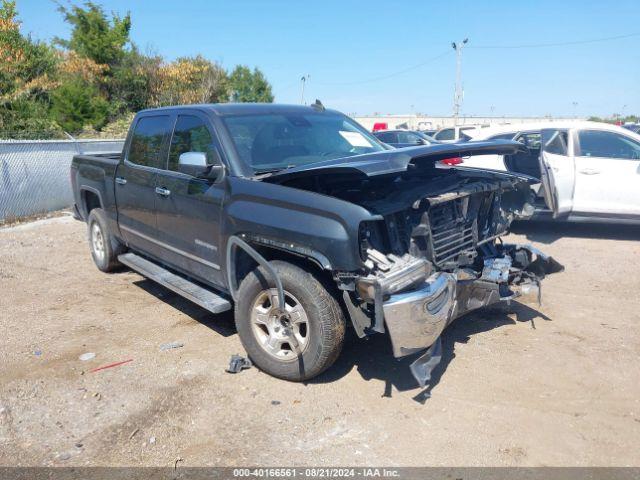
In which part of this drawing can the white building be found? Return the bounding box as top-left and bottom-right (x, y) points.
(352, 114), (586, 131)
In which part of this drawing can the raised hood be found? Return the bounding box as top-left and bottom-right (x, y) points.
(266, 140), (524, 182)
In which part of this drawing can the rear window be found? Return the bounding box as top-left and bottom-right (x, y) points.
(128, 116), (172, 168)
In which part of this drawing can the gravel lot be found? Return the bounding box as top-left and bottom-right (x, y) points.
(1, 215), (639, 467)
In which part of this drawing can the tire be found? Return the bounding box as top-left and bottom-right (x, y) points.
(87, 208), (124, 272)
(234, 260), (346, 381)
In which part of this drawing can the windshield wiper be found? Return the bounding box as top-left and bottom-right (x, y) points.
(253, 164), (297, 175)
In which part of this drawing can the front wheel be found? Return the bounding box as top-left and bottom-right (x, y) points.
(234, 260), (345, 381)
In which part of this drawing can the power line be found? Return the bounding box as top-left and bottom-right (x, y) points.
(314, 50), (452, 86)
(470, 32), (640, 49)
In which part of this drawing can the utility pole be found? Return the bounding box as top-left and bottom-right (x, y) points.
(452, 38), (468, 123)
(300, 75), (310, 105)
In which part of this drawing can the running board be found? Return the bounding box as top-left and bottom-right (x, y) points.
(118, 252), (232, 314)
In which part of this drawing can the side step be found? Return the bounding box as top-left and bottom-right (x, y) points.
(118, 252), (232, 314)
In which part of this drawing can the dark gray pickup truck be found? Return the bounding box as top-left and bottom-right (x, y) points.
(71, 103), (563, 385)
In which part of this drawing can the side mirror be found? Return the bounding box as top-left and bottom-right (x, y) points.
(415, 138), (427, 145)
(178, 152), (208, 177)
(178, 151), (225, 181)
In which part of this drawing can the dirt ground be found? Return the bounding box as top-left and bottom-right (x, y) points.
(1, 214), (639, 467)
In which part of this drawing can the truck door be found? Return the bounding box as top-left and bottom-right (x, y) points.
(154, 113), (226, 288)
(115, 114), (172, 257)
(572, 129), (640, 217)
(539, 129), (575, 217)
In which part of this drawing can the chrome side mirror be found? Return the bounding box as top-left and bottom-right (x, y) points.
(178, 152), (208, 177)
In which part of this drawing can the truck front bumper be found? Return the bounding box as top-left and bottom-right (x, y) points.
(383, 272), (457, 358)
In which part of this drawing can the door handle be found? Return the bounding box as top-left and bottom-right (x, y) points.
(155, 187), (171, 197)
(115, 177), (127, 185)
(578, 168), (600, 175)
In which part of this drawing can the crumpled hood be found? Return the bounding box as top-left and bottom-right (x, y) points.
(266, 140), (526, 182)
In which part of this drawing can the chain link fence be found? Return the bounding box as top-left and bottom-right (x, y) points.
(0, 138), (124, 223)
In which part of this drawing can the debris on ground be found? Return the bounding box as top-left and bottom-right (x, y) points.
(160, 341), (184, 351)
(33, 349), (42, 356)
(79, 352), (96, 361)
(174, 457), (184, 470)
(149, 436), (156, 444)
(225, 354), (252, 374)
(271, 400), (281, 406)
(129, 428), (139, 440)
(89, 359), (133, 373)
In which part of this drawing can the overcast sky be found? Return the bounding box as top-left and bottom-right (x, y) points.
(16, 0), (640, 117)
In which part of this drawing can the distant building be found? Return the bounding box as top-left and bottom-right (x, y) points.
(353, 114), (586, 131)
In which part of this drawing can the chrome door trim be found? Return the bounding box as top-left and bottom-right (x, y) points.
(120, 225), (220, 270)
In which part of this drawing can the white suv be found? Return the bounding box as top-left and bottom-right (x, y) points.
(461, 121), (640, 221)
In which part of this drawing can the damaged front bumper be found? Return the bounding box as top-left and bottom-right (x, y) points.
(383, 272), (457, 358)
(366, 243), (564, 387)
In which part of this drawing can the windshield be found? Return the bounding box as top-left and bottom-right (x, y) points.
(221, 112), (386, 173)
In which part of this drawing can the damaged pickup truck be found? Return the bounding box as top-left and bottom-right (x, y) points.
(70, 103), (563, 386)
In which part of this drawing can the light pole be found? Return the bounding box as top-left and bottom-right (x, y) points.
(300, 75), (310, 105)
(572, 101), (578, 119)
(452, 38), (468, 123)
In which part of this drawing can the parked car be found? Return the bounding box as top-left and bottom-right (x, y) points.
(70, 103), (562, 386)
(622, 123), (640, 134)
(462, 121), (640, 221)
(432, 125), (478, 143)
(419, 129), (438, 137)
(373, 129), (439, 148)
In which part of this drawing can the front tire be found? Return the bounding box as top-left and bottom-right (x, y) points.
(234, 260), (345, 381)
(87, 208), (124, 272)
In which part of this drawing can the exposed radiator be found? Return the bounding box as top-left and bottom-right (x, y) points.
(428, 200), (477, 268)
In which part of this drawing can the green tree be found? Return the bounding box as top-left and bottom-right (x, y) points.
(49, 79), (108, 133)
(228, 65), (273, 103)
(0, 0), (59, 137)
(110, 46), (162, 113)
(152, 55), (228, 107)
(54, 1), (131, 67)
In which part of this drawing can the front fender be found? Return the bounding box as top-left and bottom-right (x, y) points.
(221, 177), (378, 273)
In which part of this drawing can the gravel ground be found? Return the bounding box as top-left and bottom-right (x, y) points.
(1, 215), (639, 467)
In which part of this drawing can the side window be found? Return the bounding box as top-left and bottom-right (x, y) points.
(168, 115), (216, 172)
(397, 132), (419, 144)
(376, 132), (396, 143)
(516, 132), (542, 150)
(128, 116), (172, 168)
(544, 131), (569, 156)
(578, 130), (640, 160)
(435, 128), (454, 140)
(459, 128), (473, 142)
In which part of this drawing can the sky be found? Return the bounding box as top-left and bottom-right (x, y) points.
(15, 0), (640, 117)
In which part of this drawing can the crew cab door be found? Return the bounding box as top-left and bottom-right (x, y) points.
(571, 129), (640, 217)
(539, 129), (575, 217)
(154, 113), (226, 288)
(115, 114), (172, 257)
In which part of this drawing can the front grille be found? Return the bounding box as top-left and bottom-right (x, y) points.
(428, 200), (477, 267)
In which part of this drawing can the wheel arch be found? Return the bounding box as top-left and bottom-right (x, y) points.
(227, 235), (334, 304)
(80, 186), (104, 219)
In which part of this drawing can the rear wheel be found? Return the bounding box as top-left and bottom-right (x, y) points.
(234, 260), (345, 381)
(87, 208), (124, 272)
